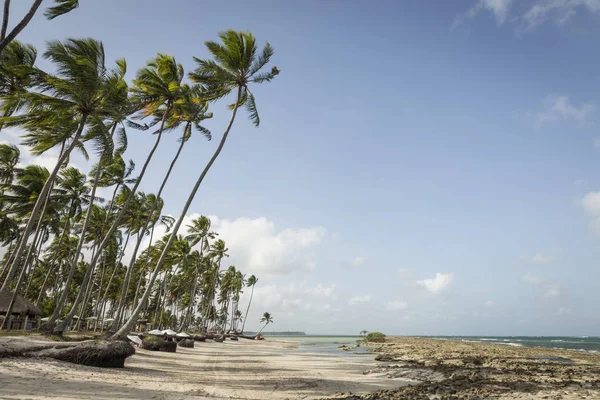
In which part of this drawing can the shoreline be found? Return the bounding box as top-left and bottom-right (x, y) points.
(331, 336), (600, 399)
(0, 335), (599, 399)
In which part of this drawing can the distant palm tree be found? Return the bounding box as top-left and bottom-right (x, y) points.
(360, 330), (368, 337)
(241, 275), (258, 334)
(257, 312), (273, 335)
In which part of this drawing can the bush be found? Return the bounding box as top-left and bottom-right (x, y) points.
(178, 338), (194, 348)
(142, 336), (177, 352)
(365, 332), (386, 343)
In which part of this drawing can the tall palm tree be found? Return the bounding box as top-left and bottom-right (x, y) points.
(0, 0), (79, 55)
(115, 30), (279, 339)
(50, 54), (186, 335)
(257, 312), (273, 335)
(110, 81), (212, 333)
(1, 38), (125, 299)
(241, 274), (257, 334)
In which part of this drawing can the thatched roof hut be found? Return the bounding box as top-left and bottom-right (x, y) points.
(0, 288), (44, 317)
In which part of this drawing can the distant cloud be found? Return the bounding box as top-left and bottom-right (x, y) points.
(348, 295), (371, 306)
(557, 306), (572, 315)
(454, 0), (600, 32)
(522, 273), (543, 285)
(343, 256), (366, 269)
(529, 249), (560, 264)
(522, 0), (600, 31)
(417, 273), (454, 293)
(580, 192), (600, 235)
(397, 268), (415, 280)
(452, 0), (515, 29)
(545, 285), (561, 297)
(522, 274), (564, 299)
(535, 95), (596, 128)
(384, 299), (409, 311)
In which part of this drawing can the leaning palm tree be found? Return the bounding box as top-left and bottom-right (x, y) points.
(241, 274), (257, 334)
(109, 82), (212, 333)
(114, 30), (279, 339)
(0, 0), (79, 55)
(1, 38), (125, 301)
(256, 312), (273, 335)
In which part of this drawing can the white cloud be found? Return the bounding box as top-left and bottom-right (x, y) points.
(582, 191), (600, 216)
(305, 284), (336, 298)
(384, 299), (409, 311)
(484, 300), (495, 307)
(522, 0), (600, 31)
(557, 306), (572, 315)
(522, 273), (543, 285)
(348, 295), (371, 306)
(208, 216), (326, 277)
(350, 256), (365, 268)
(397, 268), (415, 280)
(545, 285), (561, 297)
(417, 272), (453, 293)
(454, 0), (600, 32)
(453, 0), (515, 29)
(535, 95), (596, 128)
(529, 249), (560, 264)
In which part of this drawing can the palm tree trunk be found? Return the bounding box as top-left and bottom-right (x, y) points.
(114, 87), (243, 339)
(0, 0), (42, 55)
(111, 125), (189, 332)
(241, 285), (254, 334)
(2, 115), (86, 293)
(1, 0), (11, 41)
(60, 106), (171, 335)
(47, 139), (104, 331)
(256, 322), (269, 335)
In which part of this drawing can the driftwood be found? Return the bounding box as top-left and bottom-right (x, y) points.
(0, 339), (135, 368)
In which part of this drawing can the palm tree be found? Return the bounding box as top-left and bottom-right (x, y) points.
(114, 30), (278, 338)
(256, 312), (273, 335)
(110, 80), (212, 333)
(0, 40), (36, 127)
(241, 274), (257, 334)
(0, 143), (19, 185)
(360, 330), (368, 337)
(0, 38), (125, 302)
(0, 0), (79, 55)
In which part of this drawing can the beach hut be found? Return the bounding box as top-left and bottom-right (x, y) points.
(0, 288), (44, 330)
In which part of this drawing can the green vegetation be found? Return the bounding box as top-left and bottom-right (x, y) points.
(365, 332), (386, 343)
(0, 2), (279, 337)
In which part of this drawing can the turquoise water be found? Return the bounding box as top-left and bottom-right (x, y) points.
(430, 336), (600, 353)
(264, 335), (600, 354)
(264, 335), (371, 356)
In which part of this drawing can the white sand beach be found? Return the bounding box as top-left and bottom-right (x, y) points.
(0, 338), (414, 400)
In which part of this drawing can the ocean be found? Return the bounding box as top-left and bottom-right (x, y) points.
(264, 335), (371, 356)
(264, 335), (600, 354)
(431, 336), (600, 353)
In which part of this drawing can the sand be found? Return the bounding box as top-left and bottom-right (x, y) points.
(1, 336), (599, 400)
(0, 337), (417, 400)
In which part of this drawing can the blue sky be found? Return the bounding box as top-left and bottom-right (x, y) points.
(3, 0), (600, 335)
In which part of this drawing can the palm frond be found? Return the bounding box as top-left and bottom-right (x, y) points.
(44, 0), (79, 19)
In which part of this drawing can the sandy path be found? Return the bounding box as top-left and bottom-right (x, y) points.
(0, 339), (411, 399)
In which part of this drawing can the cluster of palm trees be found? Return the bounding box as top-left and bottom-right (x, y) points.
(0, 2), (278, 339)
